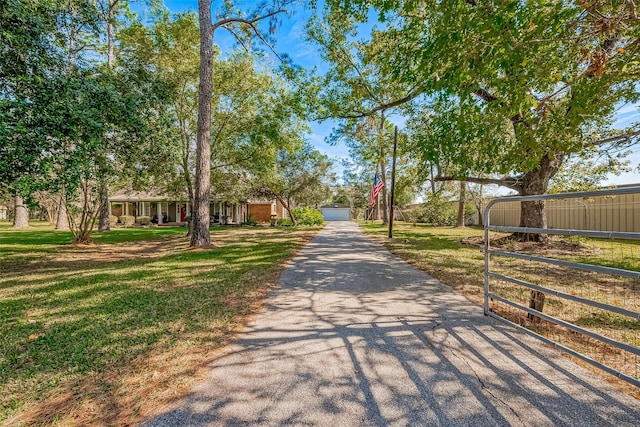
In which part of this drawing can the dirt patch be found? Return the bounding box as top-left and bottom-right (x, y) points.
(461, 235), (602, 257)
(54, 236), (191, 263)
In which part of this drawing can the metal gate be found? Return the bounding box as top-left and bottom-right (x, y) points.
(483, 187), (640, 387)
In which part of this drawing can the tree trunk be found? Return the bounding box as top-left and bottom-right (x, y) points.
(182, 135), (194, 237)
(516, 152), (563, 317)
(430, 164), (436, 195)
(274, 194), (296, 225)
(456, 181), (466, 228)
(527, 290), (546, 323)
(476, 206), (484, 227)
(96, 1), (117, 232)
(13, 194), (29, 228)
(55, 194), (69, 230)
(98, 174), (110, 231)
(475, 184), (484, 227)
(69, 180), (99, 244)
(514, 152), (564, 242)
(191, 0), (213, 247)
(288, 209), (297, 226)
(107, 0), (116, 69)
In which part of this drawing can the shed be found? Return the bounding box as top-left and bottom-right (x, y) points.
(320, 205), (351, 221)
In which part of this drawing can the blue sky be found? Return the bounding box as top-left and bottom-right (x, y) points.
(136, 1), (639, 188)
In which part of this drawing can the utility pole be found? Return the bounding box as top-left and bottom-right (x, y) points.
(388, 126), (398, 238)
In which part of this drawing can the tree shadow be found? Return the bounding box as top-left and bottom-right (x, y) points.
(142, 222), (640, 426)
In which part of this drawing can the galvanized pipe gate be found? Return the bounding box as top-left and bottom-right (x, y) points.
(483, 187), (640, 388)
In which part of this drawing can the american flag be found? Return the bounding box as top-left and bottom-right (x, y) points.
(370, 172), (384, 207)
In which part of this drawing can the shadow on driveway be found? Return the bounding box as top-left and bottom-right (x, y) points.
(142, 222), (640, 426)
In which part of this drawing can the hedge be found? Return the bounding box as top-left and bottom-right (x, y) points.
(120, 215), (135, 227)
(292, 207), (324, 225)
(136, 215), (151, 226)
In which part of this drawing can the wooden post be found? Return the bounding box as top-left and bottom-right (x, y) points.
(388, 126), (398, 238)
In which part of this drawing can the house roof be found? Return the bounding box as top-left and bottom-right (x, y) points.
(246, 199), (276, 204)
(109, 190), (254, 203)
(109, 190), (188, 202)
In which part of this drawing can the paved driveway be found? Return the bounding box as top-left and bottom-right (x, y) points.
(143, 221), (640, 426)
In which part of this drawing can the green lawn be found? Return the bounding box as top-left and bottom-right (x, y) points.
(0, 222), (320, 425)
(0, 222), (194, 267)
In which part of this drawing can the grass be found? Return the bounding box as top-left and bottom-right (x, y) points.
(0, 221), (321, 425)
(0, 222), (190, 268)
(359, 220), (640, 397)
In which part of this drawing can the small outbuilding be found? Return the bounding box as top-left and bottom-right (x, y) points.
(320, 205), (351, 221)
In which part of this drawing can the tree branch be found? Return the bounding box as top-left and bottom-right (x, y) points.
(211, 147), (259, 171)
(473, 88), (498, 103)
(472, 87), (527, 127)
(244, 21), (285, 63)
(331, 85), (427, 119)
(435, 175), (523, 193)
(590, 130), (640, 146)
(316, 20), (380, 104)
(211, 10), (287, 35)
(211, 110), (233, 146)
(212, 10), (293, 70)
(225, 27), (252, 53)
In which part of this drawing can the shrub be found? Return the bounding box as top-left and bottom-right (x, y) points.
(292, 207), (324, 225)
(136, 215), (151, 226)
(416, 195), (457, 226)
(277, 217), (293, 226)
(241, 214), (257, 226)
(109, 215), (119, 225)
(402, 209), (420, 226)
(120, 215), (135, 227)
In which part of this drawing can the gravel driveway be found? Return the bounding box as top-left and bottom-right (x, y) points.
(142, 221), (640, 426)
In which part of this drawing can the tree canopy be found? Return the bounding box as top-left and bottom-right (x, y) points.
(317, 0), (640, 239)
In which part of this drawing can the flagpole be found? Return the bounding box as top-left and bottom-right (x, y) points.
(388, 126), (398, 238)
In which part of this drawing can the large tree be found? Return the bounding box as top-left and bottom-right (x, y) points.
(192, 0), (297, 247)
(0, 0), (68, 227)
(0, 0), (175, 241)
(96, 0), (127, 232)
(118, 10), (200, 230)
(324, 0), (640, 241)
(119, 9), (307, 235)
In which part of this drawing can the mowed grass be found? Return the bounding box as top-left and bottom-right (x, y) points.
(0, 222), (320, 425)
(360, 220), (640, 395)
(0, 222), (193, 267)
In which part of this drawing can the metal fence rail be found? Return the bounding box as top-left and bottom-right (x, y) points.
(484, 187), (640, 388)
